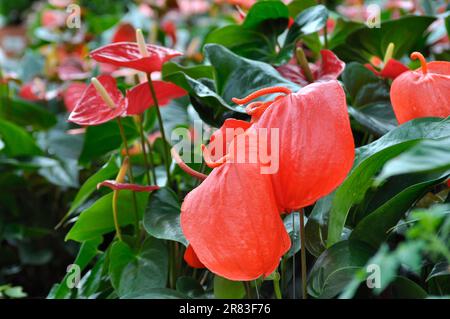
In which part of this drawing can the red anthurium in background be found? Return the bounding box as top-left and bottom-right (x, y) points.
(19, 79), (46, 101)
(390, 52), (450, 124)
(112, 23), (136, 43)
(63, 82), (87, 112)
(233, 81), (355, 212)
(364, 43), (408, 80)
(68, 75), (127, 126)
(90, 42), (182, 74)
(125, 80), (186, 115)
(277, 50), (345, 86)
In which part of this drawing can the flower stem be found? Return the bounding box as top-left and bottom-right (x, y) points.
(112, 190), (123, 241)
(295, 47), (314, 83)
(273, 273), (282, 299)
(116, 117), (140, 236)
(300, 209), (308, 299)
(145, 138), (158, 184)
(137, 115), (153, 184)
(146, 76), (172, 186)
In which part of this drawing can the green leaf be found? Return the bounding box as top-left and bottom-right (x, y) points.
(284, 5), (328, 48)
(109, 241), (135, 291)
(65, 191), (149, 242)
(350, 172), (449, 247)
(143, 187), (187, 246)
(0, 97), (57, 130)
(334, 16), (436, 62)
(205, 1), (289, 62)
(79, 117), (138, 163)
(283, 212), (302, 257)
(213, 275), (246, 299)
(305, 194), (333, 257)
(287, 0), (316, 17)
(388, 276), (427, 299)
(176, 277), (206, 299)
(307, 240), (374, 299)
(377, 136), (450, 181)
(116, 237), (168, 297)
(342, 62), (397, 134)
(327, 117), (450, 247)
(327, 18), (364, 49)
(0, 118), (42, 157)
(48, 237), (102, 299)
(67, 156), (120, 215)
(164, 44), (299, 127)
(121, 288), (188, 299)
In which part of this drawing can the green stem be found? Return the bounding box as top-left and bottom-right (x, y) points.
(300, 209), (307, 299)
(273, 274), (282, 299)
(116, 117), (140, 237)
(145, 138), (158, 184)
(137, 115), (153, 184)
(112, 191), (123, 241)
(323, 23), (328, 49)
(146, 76), (172, 186)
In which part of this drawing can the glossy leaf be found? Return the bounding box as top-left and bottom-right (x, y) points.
(0, 118), (42, 157)
(213, 276), (246, 299)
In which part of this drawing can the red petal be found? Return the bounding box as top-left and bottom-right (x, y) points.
(390, 61), (450, 124)
(19, 80), (46, 101)
(97, 180), (159, 192)
(90, 42), (182, 74)
(255, 81), (355, 212)
(181, 161), (290, 281)
(380, 59), (409, 79)
(125, 80), (186, 115)
(64, 82), (87, 112)
(184, 245), (205, 268)
(205, 118), (251, 162)
(364, 63), (382, 77)
(112, 23), (136, 43)
(68, 75), (126, 126)
(58, 57), (90, 81)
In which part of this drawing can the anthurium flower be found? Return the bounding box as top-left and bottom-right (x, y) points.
(364, 44), (408, 80)
(90, 42), (182, 74)
(390, 52), (450, 124)
(184, 245), (205, 269)
(63, 82), (87, 112)
(181, 154), (291, 281)
(68, 75), (127, 126)
(125, 80), (186, 115)
(97, 180), (159, 192)
(112, 23), (136, 43)
(19, 79), (46, 101)
(277, 50), (345, 86)
(233, 81), (355, 212)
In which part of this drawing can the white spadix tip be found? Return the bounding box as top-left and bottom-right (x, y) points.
(136, 29), (150, 57)
(91, 77), (116, 109)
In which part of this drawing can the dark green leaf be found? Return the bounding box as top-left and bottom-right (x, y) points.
(213, 275), (246, 299)
(0, 118), (42, 157)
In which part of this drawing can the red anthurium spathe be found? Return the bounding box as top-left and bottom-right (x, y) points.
(125, 80), (186, 115)
(234, 81), (355, 212)
(184, 245), (205, 269)
(68, 75), (127, 126)
(90, 42), (182, 74)
(181, 155), (291, 281)
(277, 50), (345, 86)
(97, 180), (159, 192)
(63, 82), (87, 112)
(112, 23), (136, 43)
(365, 58), (408, 80)
(390, 52), (450, 124)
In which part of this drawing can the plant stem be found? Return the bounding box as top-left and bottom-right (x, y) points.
(146, 76), (172, 186)
(112, 191), (123, 241)
(145, 138), (158, 184)
(273, 274), (282, 299)
(116, 117), (140, 236)
(300, 209), (307, 299)
(323, 23), (328, 49)
(137, 115), (153, 184)
(295, 47), (314, 83)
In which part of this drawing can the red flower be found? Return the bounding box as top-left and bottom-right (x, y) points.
(125, 80), (186, 115)
(68, 75), (127, 126)
(63, 82), (87, 112)
(90, 42), (182, 74)
(365, 58), (408, 80)
(112, 23), (136, 43)
(390, 52), (450, 124)
(181, 140), (291, 280)
(184, 245), (205, 269)
(97, 180), (159, 192)
(277, 50), (345, 86)
(19, 79), (46, 101)
(233, 81), (355, 212)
